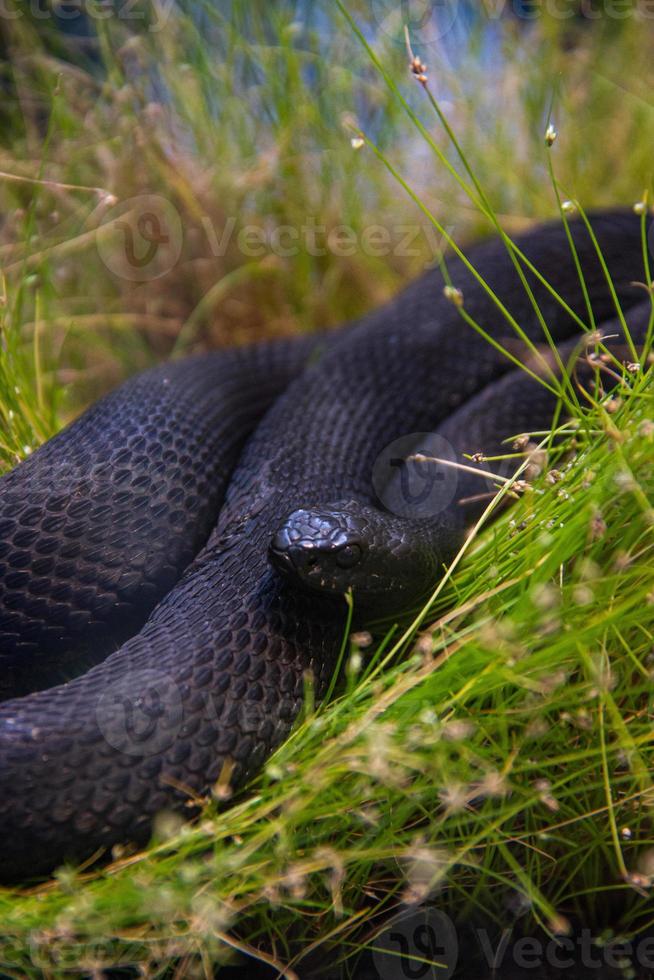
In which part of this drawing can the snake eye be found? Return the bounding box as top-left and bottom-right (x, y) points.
(335, 543), (362, 569)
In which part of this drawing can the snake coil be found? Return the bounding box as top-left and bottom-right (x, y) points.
(0, 210), (650, 880)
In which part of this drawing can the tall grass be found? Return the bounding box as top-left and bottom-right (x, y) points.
(1, 0), (653, 449)
(0, 2), (653, 976)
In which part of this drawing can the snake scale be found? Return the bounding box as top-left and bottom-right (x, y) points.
(0, 209), (650, 881)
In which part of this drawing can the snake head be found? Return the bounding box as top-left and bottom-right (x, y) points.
(268, 503), (367, 596)
(268, 499), (444, 618)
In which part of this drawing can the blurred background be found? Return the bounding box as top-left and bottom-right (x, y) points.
(0, 0), (652, 460)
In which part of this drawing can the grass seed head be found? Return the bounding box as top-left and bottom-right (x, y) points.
(545, 123), (558, 146)
(443, 284), (464, 307)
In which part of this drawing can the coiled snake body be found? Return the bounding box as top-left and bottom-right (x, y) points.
(0, 210), (650, 880)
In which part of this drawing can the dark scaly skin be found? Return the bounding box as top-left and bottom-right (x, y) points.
(271, 302), (654, 608)
(0, 209), (649, 881)
(0, 339), (322, 697)
(435, 302), (654, 509)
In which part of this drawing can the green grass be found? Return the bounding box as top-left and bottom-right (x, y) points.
(1, 2), (654, 976)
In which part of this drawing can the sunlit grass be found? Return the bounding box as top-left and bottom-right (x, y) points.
(0, 2), (653, 977)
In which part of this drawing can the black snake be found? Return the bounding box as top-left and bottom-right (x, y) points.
(0, 209), (650, 881)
